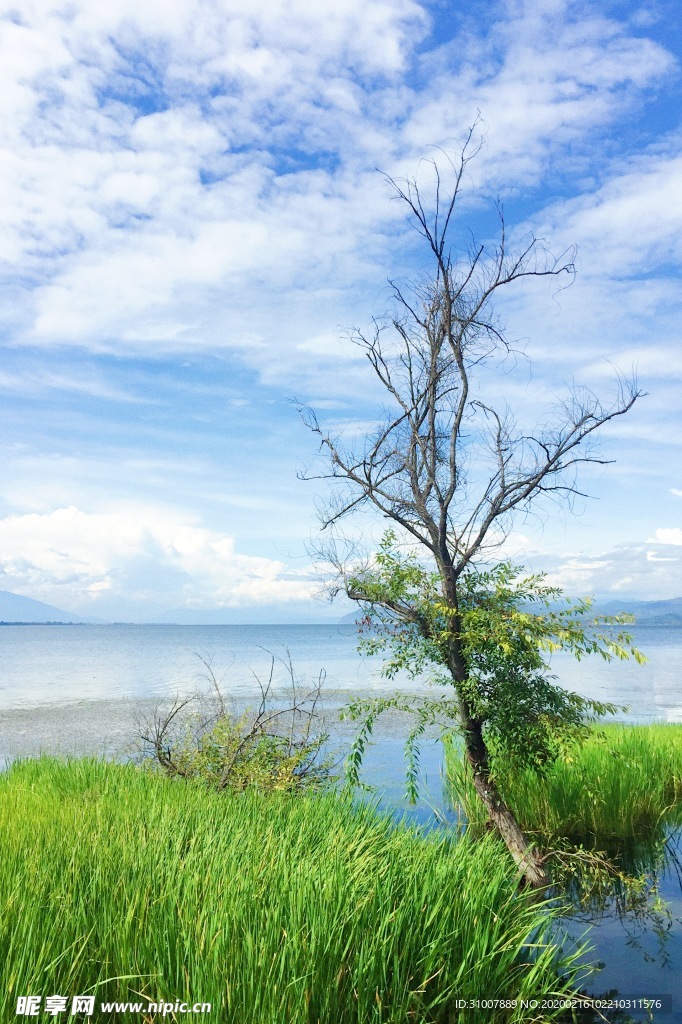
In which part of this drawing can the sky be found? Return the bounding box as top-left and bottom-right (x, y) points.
(0, 0), (681, 622)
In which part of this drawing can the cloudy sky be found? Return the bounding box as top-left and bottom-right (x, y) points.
(1, 0), (681, 621)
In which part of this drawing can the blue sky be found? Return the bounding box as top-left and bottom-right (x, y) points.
(0, 0), (681, 622)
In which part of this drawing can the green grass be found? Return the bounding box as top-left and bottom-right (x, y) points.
(445, 723), (682, 869)
(0, 757), (591, 1023)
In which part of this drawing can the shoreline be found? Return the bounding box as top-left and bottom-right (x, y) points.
(0, 690), (443, 766)
(2, 689), (676, 762)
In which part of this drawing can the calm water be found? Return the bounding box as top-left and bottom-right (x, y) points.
(1, 621), (681, 1018)
(0, 621), (681, 715)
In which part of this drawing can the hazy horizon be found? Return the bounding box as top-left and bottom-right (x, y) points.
(2, 586), (682, 628)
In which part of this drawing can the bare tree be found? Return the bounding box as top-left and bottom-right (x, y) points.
(301, 128), (640, 888)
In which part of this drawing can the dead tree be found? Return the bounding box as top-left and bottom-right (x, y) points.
(301, 128), (640, 889)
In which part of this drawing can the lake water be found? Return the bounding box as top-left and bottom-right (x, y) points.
(1, 621), (681, 716)
(1, 621), (681, 1018)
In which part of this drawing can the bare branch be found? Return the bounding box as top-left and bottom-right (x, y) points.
(299, 138), (640, 612)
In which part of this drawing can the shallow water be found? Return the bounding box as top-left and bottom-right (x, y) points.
(363, 738), (682, 1023)
(0, 621), (681, 716)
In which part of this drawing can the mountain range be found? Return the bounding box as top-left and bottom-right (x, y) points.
(1, 588), (681, 626)
(0, 590), (98, 624)
(593, 597), (682, 626)
(340, 597), (682, 627)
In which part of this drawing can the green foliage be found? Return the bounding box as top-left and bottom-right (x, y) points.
(348, 531), (645, 781)
(445, 724), (682, 921)
(446, 723), (682, 853)
(350, 531), (447, 680)
(149, 710), (334, 792)
(0, 758), (594, 1023)
(342, 692), (460, 803)
(139, 655), (336, 794)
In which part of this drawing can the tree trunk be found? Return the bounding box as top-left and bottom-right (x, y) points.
(441, 580), (550, 888)
(461, 711), (550, 889)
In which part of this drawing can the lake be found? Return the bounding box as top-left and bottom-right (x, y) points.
(1, 620), (681, 711)
(1, 621), (681, 1019)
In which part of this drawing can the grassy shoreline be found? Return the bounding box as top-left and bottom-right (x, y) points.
(445, 724), (682, 848)
(3, 724), (681, 1021)
(1, 757), (591, 1023)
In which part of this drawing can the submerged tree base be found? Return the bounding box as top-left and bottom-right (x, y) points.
(444, 722), (682, 921)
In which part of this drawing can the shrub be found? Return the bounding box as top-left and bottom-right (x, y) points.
(138, 653), (337, 792)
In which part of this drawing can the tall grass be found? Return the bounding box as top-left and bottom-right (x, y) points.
(444, 724), (682, 870)
(0, 758), (591, 1023)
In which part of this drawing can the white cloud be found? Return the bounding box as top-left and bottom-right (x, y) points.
(489, 513), (682, 602)
(404, 0), (674, 189)
(646, 550), (678, 563)
(0, 0), (429, 357)
(0, 367), (146, 402)
(0, 505), (317, 610)
(530, 539), (682, 600)
(650, 527), (682, 546)
(0, 0), (676, 375)
(0, 0), (681, 616)
(529, 145), (682, 279)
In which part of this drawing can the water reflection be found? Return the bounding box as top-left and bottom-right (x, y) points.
(349, 729), (682, 1024)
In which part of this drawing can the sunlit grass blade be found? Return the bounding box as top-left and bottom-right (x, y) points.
(0, 757), (595, 1022)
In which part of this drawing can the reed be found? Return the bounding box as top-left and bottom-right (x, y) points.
(0, 757), (591, 1023)
(444, 723), (682, 867)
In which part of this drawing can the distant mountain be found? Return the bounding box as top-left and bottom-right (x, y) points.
(339, 598), (682, 627)
(0, 590), (97, 624)
(594, 597), (682, 627)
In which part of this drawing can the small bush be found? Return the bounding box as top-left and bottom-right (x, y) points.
(139, 653), (337, 792)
